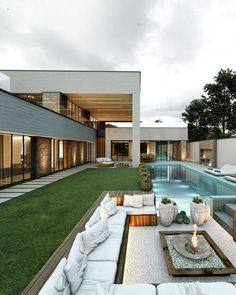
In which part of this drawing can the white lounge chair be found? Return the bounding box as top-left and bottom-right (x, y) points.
(96, 157), (114, 167)
(224, 175), (236, 183)
(204, 164), (236, 176)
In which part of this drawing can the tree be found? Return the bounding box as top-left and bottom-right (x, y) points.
(182, 68), (236, 140)
(182, 98), (210, 140)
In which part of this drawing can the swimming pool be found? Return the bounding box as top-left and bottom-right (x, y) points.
(148, 164), (236, 213)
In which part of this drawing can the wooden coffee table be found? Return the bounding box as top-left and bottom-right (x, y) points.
(159, 230), (236, 276)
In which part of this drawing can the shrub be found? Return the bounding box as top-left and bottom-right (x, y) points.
(140, 180), (152, 191)
(161, 197), (172, 205)
(138, 165), (152, 191)
(192, 196), (203, 204)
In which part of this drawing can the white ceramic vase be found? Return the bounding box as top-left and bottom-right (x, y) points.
(190, 202), (209, 226)
(159, 203), (175, 227)
(172, 205), (179, 223)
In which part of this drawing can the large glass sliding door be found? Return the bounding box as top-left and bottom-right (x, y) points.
(0, 133), (32, 188)
(156, 141), (168, 161)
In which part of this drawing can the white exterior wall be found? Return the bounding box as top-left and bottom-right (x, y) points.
(140, 127), (188, 140)
(186, 142), (200, 162)
(217, 138), (236, 167)
(1, 70), (140, 94)
(2, 70), (141, 167)
(105, 127), (188, 159)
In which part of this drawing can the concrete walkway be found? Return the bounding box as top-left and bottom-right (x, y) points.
(0, 163), (96, 204)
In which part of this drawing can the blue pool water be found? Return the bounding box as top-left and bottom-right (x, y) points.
(148, 164), (236, 213)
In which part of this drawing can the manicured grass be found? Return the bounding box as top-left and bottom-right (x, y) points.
(0, 168), (139, 295)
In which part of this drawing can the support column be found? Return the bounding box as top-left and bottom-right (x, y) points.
(132, 92), (140, 167)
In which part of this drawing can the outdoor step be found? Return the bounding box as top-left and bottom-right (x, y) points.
(224, 203), (236, 217)
(214, 211), (233, 236)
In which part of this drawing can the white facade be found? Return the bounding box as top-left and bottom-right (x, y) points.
(105, 127), (188, 158)
(1, 70), (141, 167)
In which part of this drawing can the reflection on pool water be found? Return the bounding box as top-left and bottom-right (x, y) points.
(148, 164), (236, 213)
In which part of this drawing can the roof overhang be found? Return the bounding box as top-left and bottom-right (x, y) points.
(66, 93), (132, 122)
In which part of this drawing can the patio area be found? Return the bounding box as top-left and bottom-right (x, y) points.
(124, 217), (236, 284)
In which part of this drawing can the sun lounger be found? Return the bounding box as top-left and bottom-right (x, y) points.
(224, 175), (236, 183)
(204, 164), (236, 176)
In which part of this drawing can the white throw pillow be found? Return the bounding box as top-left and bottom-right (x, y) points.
(38, 258), (70, 295)
(99, 200), (117, 219)
(85, 207), (101, 230)
(100, 193), (111, 206)
(123, 194), (143, 208)
(139, 193), (155, 206)
(64, 233), (87, 294)
(96, 282), (115, 295)
(82, 219), (110, 254)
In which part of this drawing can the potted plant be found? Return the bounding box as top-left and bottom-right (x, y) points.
(159, 197), (175, 226)
(190, 197), (209, 226)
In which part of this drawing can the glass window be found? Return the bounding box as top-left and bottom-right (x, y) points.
(59, 140), (64, 170)
(12, 135), (24, 183)
(141, 143), (147, 154)
(24, 136), (31, 180)
(111, 142), (129, 161)
(0, 134), (11, 187)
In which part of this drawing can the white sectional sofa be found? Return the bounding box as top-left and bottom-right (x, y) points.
(38, 192), (157, 295)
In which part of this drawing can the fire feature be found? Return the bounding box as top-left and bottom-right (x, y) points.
(172, 225), (211, 260)
(185, 224), (198, 254)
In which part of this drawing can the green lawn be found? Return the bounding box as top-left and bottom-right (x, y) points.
(0, 168), (138, 295)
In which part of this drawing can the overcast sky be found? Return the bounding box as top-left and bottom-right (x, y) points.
(1, 0), (236, 125)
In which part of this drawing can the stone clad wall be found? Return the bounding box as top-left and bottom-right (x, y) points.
(32, 137), (51, 178)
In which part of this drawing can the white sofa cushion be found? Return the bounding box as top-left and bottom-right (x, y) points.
(107, 208), (127, 225)
(114, 284), (156, 295)
(101, 193), (111, 205)
(64, 233), (87, 294)
(83, 261), (117, 283)
(139, 193), (155, 206)
(121, 205), (156, 215)
(85, 207), (101, 230)
(157, 282), (236, 295)
(123, 194), (143, 208)
(38, 258), (70, 295)
(68, 232), (85, 257)
(108, 224), (125, 238)
(82, 219), (110, 255)
(97, 282), (115, 295)
(76, 280), (112, 295)
(100, 201), (117, 219)
(88, 229), (123, 262)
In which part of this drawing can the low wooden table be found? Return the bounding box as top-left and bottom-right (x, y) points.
(160, 230), (236, 277)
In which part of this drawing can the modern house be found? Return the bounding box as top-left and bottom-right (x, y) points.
(0, 70), (188, 188)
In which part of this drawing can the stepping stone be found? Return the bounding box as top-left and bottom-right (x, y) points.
(0, 188), (36, 193)
(10, 184), (44, 189)
(0, 192), (24, 198)
(0, 198), (11, 204)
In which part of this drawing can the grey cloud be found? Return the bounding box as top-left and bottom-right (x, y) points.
(152, 1), (204, 65)
(0, 0), (158, 69)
